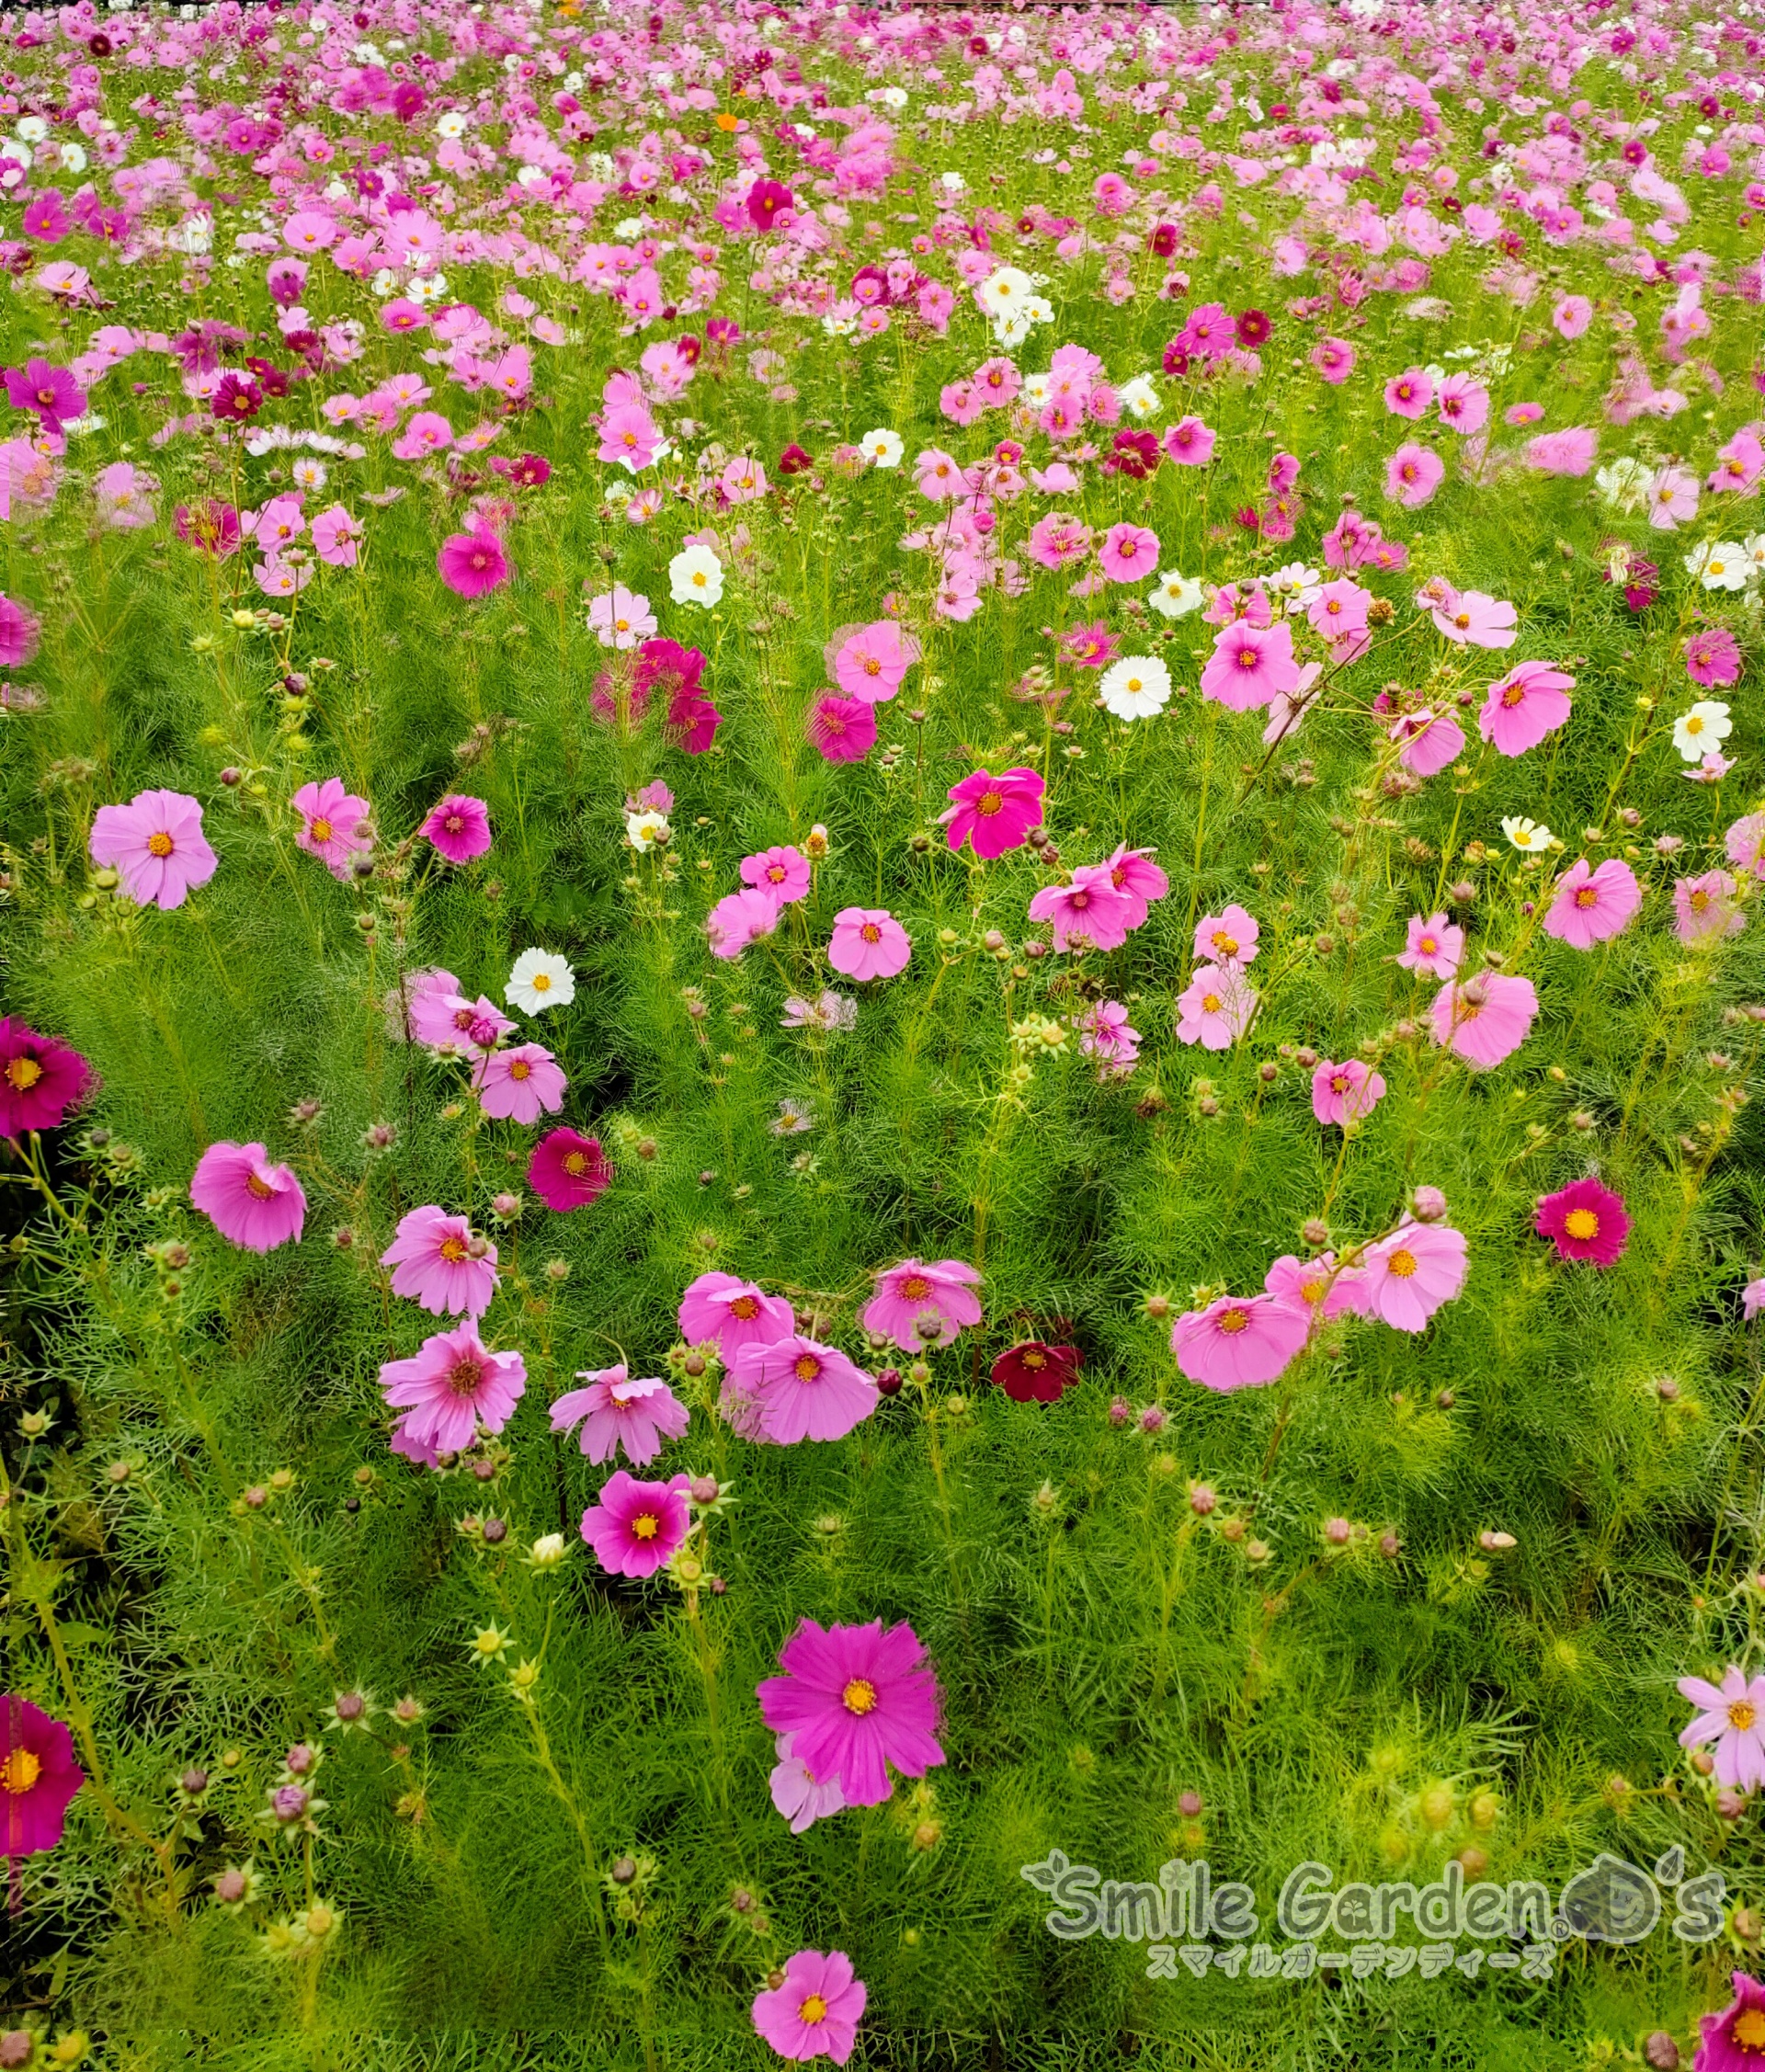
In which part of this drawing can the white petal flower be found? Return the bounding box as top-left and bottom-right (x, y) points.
(1098, 654), (1173, 721)
(1672, 700), (1733, 762)
(1147, 570), (1203, 620)
(1500, 815), (1552, 852)
(506, 950), (576, 1015)
(668, 543), (724, 609)
(860, 428), (904, 469)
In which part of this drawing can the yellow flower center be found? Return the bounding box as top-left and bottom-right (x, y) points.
(1575, 887), (1598, 908)
(1201, 993), (1222, 1014)
(730, 1295), (759, 1320)
(245, 1172), (275, 1201)
(310, 816), (334, 842)
(1737, 2009), (1765, 2051)
(901, 1276), (932, 1301)
(147, 830), (175, 858)
(860, 924), (882, 943)
(6, 1056), (42, 1091)
(508, 1061), (530, 1081)
(531, 972), (552, 991)
(1, 1748), (42, 1794)
(799, 1995), (829, 2023)
(1386, 1248), (1418, 1278)
(564, 1152), (587, 1176)
(632, 1512), (659, 1541)
(1563, 1209), (1600, 1241)
(1731, 1701), (1759, 1732)
(1418, 936), (1437, 955)
(792, 1354), (821, 1383)
(1686, 715), (1704, 735)
(975, 792), (1003, 815)
(841, 1678), (878, 1715)
(1691, 890), (1711, 911)
(439, 1237), (468, 1263)
(1218, 1307), (1249, 1334)
(1501, 684), (1524, 707)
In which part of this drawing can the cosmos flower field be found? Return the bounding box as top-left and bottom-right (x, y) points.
(6, 0), (1765, 2063)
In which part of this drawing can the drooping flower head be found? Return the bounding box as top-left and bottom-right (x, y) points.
(89, 790), (219, 910)
(861, 1258), (983, 1351)
(1027, 867), (1138, 952)
(751, 1949), (868, 2066)
(528, 1128), (612, 1212)
(379, 1324), (526, 1456)
(943, 767), (1045, 860)
(730, 1334), (878, 1445)
(1534, 1178), (1629, 1268)
(769, 1736), (848, 1836)
(380, 1204), (499, 1318)
(551, 1367), (689, 1467)
(0, 1019), (92, 1137)
(1, 1693), (84, 1855)
(579, 1470), (691, 1578)
(190, 1141), (306, 1252)
(1173, 1292), (1310, 1391)
(757, 1618), (944, 1805)
(1101, 845), (1168, 925)
(707, 887), (783, 961)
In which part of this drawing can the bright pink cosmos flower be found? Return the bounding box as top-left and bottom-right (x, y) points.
(1527, 427), (1599, 476)
(190, 1142), (305, 1252)
(707, 887), (783, 960)
(0, 1019), (91, 1137)
(1099, 521), (1159, 582)
(757, 1617), (944, 1806)
(828, 907), (911, 981)
(1385, 442), (1444, 507)
(944, 767), (1045, 860)
(551, 1366), (689, 1467)
(410, 987), (514, 1057)
(1264, 1252), (1370, 1329)
(1312, 336), (1355, 385)
(809, 695), (878, 763)
(769, 1735), (848, 1834)
(1694, 1971), (1765, 2072)
(752, 1949), (868, 2065)
(1534, 1178), (1629, 1268)
(1392, 707), (1464, 777)
(862, 1258), (983, 1351)
(1312, 1058), (1387, 1128)
(1163, 415), (1214, 465)
(1359, 1223), (1468, 1331)
(420, 794), (492, 863)
(1100, 845), (1168, 924)
(678, 1271), (795, 1356)
(1384, 368), (1433, 418)
(0, 592), (40, 667)
(1, 1693), (83, 1855)
(741, 846), (812, 903)
(380, 1324), (525, 1456)
(1543, 858), (1642, 948)
(5, 358), (85, 426)
(292, 777), (372, 881)
(731, 1333), (878, 1445)
(1027, 513), (1093, 570)
(1079, 1001), (1140, 1076)
(473, 1043), (565, 1124)
(1028, 866), (1138, 952)
(832, 620), (918, 703)
(1173, 1292), (1310, 1391)
(1306, 578), (1371, 640)
(1429, 972), (1538, 1069)
(380, 1204), (498, 1319)
(1686, 628), (1742, 689)
(1478, 661), (1575, 756)
(89, 789), (218, 910)
(1176, 968), (1256, 1050)
(1193, 904), (1258, 966)
(1679, 1668), (1765, 1790)
(1674, 871), (1744, 944)
(1431, 588), (1516, 649)
(1436, 372), (1488, 433)
(437, 528), (510, 598)
(579, 1469), (691, 1578)
(1397, 913), (1463, 979)
(529, 1128), (612, 1212)
(1200, 619), (1300, 712)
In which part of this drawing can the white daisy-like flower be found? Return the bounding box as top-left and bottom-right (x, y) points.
(290, 457), (328, 491)
(1500, 814), (1552, 852)
(1098, 654), (1173, 721)
(1686, 541), (1749, 592)
(668, 543), (725, 609)
(1117, 375), (1159, 421)
(1740, 533), (1765, 582)
(625, 810), (670, 853)
(436, 112), (468, 139)
(1593, 455), (1652, 513)
(975, 265), (1035, 319)
(1147, 570), (1203, 620)
(1672, 700), (1733, 762)
(506, 950), (575, 1015)
(860, 428), (904, 470)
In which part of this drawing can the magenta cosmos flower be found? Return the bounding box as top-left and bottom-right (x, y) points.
(832, 620), (918, 703)
(944, 766), (1045, 860)
(420, 793), (492, 863)
(1028, 867), (1137, 953)
(1173, 1292), (1310, 1391)
(1534, 1178), (1629, 1268)
(89, 789), (218, 910)
(1384, 442), (1444, 507)
(380, 1204), (499, 1318)
(752, 1949), (868, 2066)
(1176, 968), (1256, 1051)
(1429, 971), (1538, 1069)
(1680, 1668), (1765, 1790)
(706, 887), (783, 962)
(808, 695), (877, 763)
(741, 846), (812, 904)
(1312, 1057), (1387, 1128)
(1543, 859), (1642, 948)
(1200, 619), (1301, 712)
(1101, 844), (1168, 924)
(1686, 627), (1742, 689)
(0, 1019), (91, 1137)
(1695, 1971), (1765, 2071)
(0, 592), (40, 666)
(551, 1366), (689, 1466)
(1358, 1223), (1468, 1332)
(190, 1141), (306, 1252)
(1264, 1251), (1369, 1330)
(1, 1694), (83, 1855)
(473, 1043), (565, 1124)
(828, 907), (911, 981)
(437, 528), (511, 598)
(1392, 707), (1464, 778)
(757, 1617), (945, 1806)
(528, 1127), (612, 1211)
(678, 1270), (795, 1355)
(379, 1324), (526, 1455)
(862, 1258), (983, 1351)
(580, 1469), (691, 1578)
(1397, 913), (1463, 979)
(1478, 661), (1575, 757)
(292, 778), (372, 881)
(730, 1333), (878, 1444)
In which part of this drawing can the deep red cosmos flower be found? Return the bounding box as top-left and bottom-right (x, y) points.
(991, 1341), (1083, 1405)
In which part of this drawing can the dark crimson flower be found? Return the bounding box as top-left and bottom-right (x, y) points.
(1160, 340), (1190, 378)
(244, 358), (290, 399)
(675, 334), (702, 365)
(1623, 139), (1647, 166)
(174, 500), (243, 556)
(87, 31), (112, 55)
(494, 451), (551, 489)
(1236, 308), (1271, 347)
(778, 442), (813, 475)
(1234, 505), (1263, 532)
(1534, 1178), (1630, 1269)
(667, 688), (723, 755)
(746, 178), (794, 232)
(705, 315), (741, 347)
(991, 1341), (1082, 1405)
(211, 374), (264, 423)
(1102, 429), (1160, 481)
(1148, 222), (1178, 258)
(0, 1019), (92, 1137)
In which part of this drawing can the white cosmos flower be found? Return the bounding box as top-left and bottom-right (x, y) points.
(1501, 815), (1552, 852)
(1267, 561), (1321, 599)
(506, 949), (576, 1015)
(1673, 700), (1732, 761)
(1685, 540), (1749, 592)
(975, 265), (1035, 319)
(669, 543), (725, 609)
(436, 111), (468, 138)
(625, 810), (670, 853)
(939, 170), (965, 194)
(1118, 375), (1159, 420)
(1098, 655), (1173, 721)
(1742, 533), (1765, 582)
(1594, 455), (1652, 513)
(1147, 570), (1203, 619)
(860, 428), (904, 469)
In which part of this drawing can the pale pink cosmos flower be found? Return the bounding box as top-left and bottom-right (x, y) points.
(1392, 707), (1464, 777)
(1429, 971), (1539, 1069)
(89, 790), (219, 910)
(1645, 462), (1699, 530)
(1384, 442), (1444, 507)
(311, 505), (363, 566)
(1673, 870), (1744, 944)
(1397, 914), (1463, 979)
(1306, 578), (1371, 639)
(292, 777), (371, 880)
(769, 1733), (848, 1833)
(550, 1366), (689, 1466)
(731, 1332), (878, 1444)
(1079, 1000), (1140, 1076)
(831, 620), (918, 703)
(409, 988), (513, 1058)
(1173, 1292), (1310, 1391)
(1312, 1058), (1388, 1128)
(1478, 661), (1575, 757)
(473, 1043), (566, 1124)
(705, 887), (782, 960)
(1027, 866), (1138, 952)
(1100, 845), (1169, 925)
(586, 586), (657, 650)
(1264, 1252), (1370, 1330)
(190, 1141), (306, 1252)
(379, 1325), (526, 1456)
(1431, 588), (1517, 649)
(1552, 294), (1592, 339)
(1727, 814), (1765, 882)
(1527, 427), (1599, 476)
(1099, 521), (1159, 582)
(1200, 619), (1301, 712)
(1193, 905), (1258, 966)
(678, 1271), (795, 1356)
(1176, 968), (1256, 1050)
(862, 1258), (983, 1351)
(1543, 858), (1642, 948)
(380, 1204), (498, 1319)
(1359, 1222), (1468, 1331)
(1678, 1667), (1765, 1790)
(1026, 513), (1093, 570)
(827, 907), (911, 981)
(1312, 336), (1355, 385)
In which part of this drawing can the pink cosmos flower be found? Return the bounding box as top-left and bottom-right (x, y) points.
(1646, 462), (1699, 530)
(1079, 1001), (1140, 1076)
(1027, 513), (1093, 570)
(1200, 619), (1301, 712)
(1263, 1251), (1370, 1330)
(1673, 871), (1744, 944)
(757, 1617), (944, 1806)
(1686, 628), (1742, 689)
(1397, 913), (1463, 979)
(1479, 661), (1574, 756)
(861, 1258), (983, 1351)
(707, 887), (783, 960)
(752, 1949), (868, 2066)
(1306, 579), (1371, 640)
(1432, 588), (1517, 649)
(421, 794), (492, 863)
(944, 767), (1045, 860)
(1436, 373), (1488, 434)
(1543, 858), (1642, 948)
(1392, 707), (1464, 777)
(1027, 866), (1138, 952)
(1385, 442), (1444, 507)
(769, 1735), (848, 1834)
(1359, 1222), (1468, 1331)
(473, 1044), (565, 1124)
(1748, 1280), (1765, 1324)
(1312, 336), (1355, 385)
(292, 777), (372, 881)
(1384, 368), (1433, 419)
(1099, 521), (1159, 582)
(311, 506), (362, 567)
(410, 987), (514, 1058)
(1429, 972), (1538, 1069)
(0, 593), (40, 667)
(730, 1333), (878, 1444)
(1527, 427), (1599, 476)
(528, 1127), (612, 1211)
(580, 1469), (691, 1579)
(437, 529), (510, 598)
(1176, 968), (1256, 1050)
(1100, 845), (1169, 925)
(1194, 905), (1259, 966)
(0, 1019), (92, 1137)
(1728, 814), (1765, 882)
(1679, 1668), (1765, 1790)
(552, 1366), (689, 1466)
(1552, 294), (1592, 340)
(832, 620), (918, 703)
(587, 586), (657, 650)
(1534, 1178), (1629, 1268)
(741, 847), (812, 904)
(1173, 1292), (1310, 1391)
(1163, 416), (1215, 465)
(190, 1141), (306, 1252)
(0, 1695), (83, 1856)
(89, 789), (218, 910)
(809, 695), (878, 763)
(1311, 1058), (1388, 1128)
(380, 1325), (526, 1456)
(827, 907), (911, 981)
(380, 1204), (498, 1318)
(678, 1271), (795, 1356)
